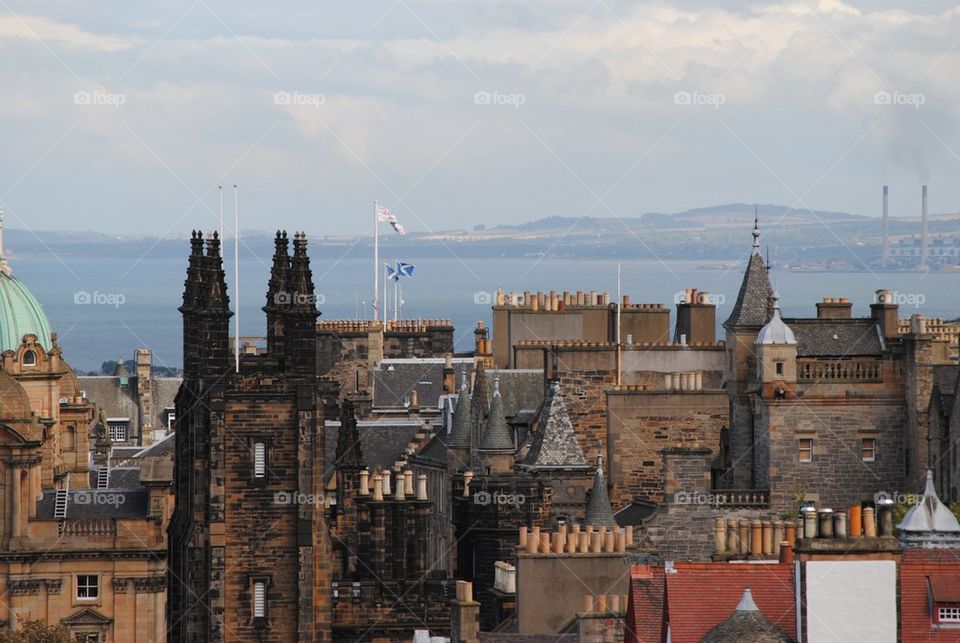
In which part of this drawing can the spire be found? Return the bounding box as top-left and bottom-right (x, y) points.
(203, 231), (231, 313)
(723, 218), (774, 329)
(700, 587), (793, 643)
(263, 231), (290, 313)
(519, 381), (589, 469)
(179, 231), (206, 314)
(471, 360), (490, 450)
(334, 399), (364, 468)
(756, 292), (797, 345)
(752, 205), (760, 255)
(584, 453), (616, 528)
(735, 588), (759, 612)
(479, 378), (514, 452)
(447, 370), (473, 449)
(288, 232), (318, 315)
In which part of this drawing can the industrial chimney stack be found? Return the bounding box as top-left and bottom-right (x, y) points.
(921, 185), (929, 271)
(881, 185), (889, 268)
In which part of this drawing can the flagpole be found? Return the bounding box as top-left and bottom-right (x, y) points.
(394, 261), (399, 322)
(616, 261), (622, 386)
(234, 184), (240, 373)
(373, 201), (379, 322)
(383, 262), (388, 325)
(218, 185), (223, 241)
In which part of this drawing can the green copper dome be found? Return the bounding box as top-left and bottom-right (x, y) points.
(0, 268), (53, 353)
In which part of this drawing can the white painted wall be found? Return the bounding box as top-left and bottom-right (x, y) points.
(806, 560), (896, 643)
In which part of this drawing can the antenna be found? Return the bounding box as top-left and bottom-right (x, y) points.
(218, 185), (223, 241)
(234, 184), (240, 373)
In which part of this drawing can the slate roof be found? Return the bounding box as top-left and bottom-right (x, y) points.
(933, 365), (958, 396)
(35, 488), (149, 519)
(447, 378), (473, 449)
(322, 419), (423, 480)
(479, 381), (515, 452)
(88, 467), (141, 489)
(518, 382), (589, 470)
(373, 358), (474, 408)
(584, 458), (616, 528)
(784, 318), (884, 357)
(700, 588), (794, 642)
(484, 369), (544, 418)
(724, 253), (773, 328)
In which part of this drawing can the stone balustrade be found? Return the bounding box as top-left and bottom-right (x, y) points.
(797, 359), (882, 382)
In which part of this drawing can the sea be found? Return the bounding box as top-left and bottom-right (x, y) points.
(13, 253), (959, 373)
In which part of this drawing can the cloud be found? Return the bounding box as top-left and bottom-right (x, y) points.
(0, 15), (135, 52)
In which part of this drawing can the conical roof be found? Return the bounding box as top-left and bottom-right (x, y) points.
(700, 588), (794, 642)
(446, 371), (473, 449)
(519, 381), (588, 469)
(724, 219), (773, 329)
(898, 470), (960, 547)
(479, 378), (514, 452)
(584, 455), (616, 528)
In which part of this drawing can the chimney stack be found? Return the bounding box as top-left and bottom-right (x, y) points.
(451, 581), (480, 643)
(921, 185), (929, 271)
(881, 185), (890, 268)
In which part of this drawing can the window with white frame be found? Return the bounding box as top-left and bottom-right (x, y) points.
(799, 438), (813, 463)
(253, 581), (266, 618)
(937, 605), (960, 623)
(862, 437), (877, 462)
(254, 442), (266, 478)
(108, 420), (129, 442)
(76, 575), (99, 600)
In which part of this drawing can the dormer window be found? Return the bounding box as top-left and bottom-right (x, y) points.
(936, 605), (960, 624)
(22, 350), (36, 367)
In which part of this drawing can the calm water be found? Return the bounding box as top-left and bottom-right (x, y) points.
(12, 252), (959, 372)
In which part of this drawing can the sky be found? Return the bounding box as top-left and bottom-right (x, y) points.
(1, 0), (959, 238)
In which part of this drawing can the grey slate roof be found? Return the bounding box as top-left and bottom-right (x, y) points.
(88, 467), (141, 489)
(584, 458), (616, 528)
(784, 319), (883, 357)
(479, 382), (515, 452)
(484, 369), (544, 418)
(519, 382), (588, 470)
(934, 365), (958, 396)
(700, 588), (794, 642)
(36, 488), (149, 519)
(447, 378), (473, 449)
(724, 253), (773, 328)
(373, 358), (473, 408)
(323, 419), (422, 480)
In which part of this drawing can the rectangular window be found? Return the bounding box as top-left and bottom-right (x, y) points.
(108, 422), (128, 442)
(938, 606), (960, 623)
(799, 438), (813, 463)
(76, 575), (99, 600)
(253, 581), (266, 618)
(862, 438), (876, 462)
(254, 443), (266, 478)
(775, 362), (784, 376)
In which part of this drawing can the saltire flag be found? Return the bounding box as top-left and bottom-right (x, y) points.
(375, 203), (406, 235)
(386, 261), (415, 282)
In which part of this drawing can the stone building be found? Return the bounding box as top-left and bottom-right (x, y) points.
(0, 221), (170, 641)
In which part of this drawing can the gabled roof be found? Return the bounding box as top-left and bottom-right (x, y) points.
(62, 607), (112, 625)
(518, 381), (588, 470)
(724, 252), (773, 329)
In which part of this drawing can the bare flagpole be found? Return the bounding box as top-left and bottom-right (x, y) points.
(218, 185), (223, 241)
(616, 261), (622, 386)
(373, 201), (379, 322)
(234, 185), (240, 373)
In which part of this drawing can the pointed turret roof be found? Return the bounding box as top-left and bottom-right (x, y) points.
(203, 231), (231, 314)
(288, 232), (318, 316)
(699, 588), (794, 642)
(479, 378), (514, 452)
(756, 293), (796, 345)
(179, 231), (206, 314)
(334, 400), (364, 468)
(263, 231), (291, 314)
(447, 371), (473, 449)
(724, 217), (773, 329)
(898, 470), (960, 548)
(584, 454), (616, 528)
(518, 381), (589, 469)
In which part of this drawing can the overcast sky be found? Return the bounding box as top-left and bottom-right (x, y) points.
(1, 0), (958, 237)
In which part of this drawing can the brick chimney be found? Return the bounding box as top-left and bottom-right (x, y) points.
(442, 354), (456, 394)
(674, 289), (716, 344)
(871, 289), (899, 339)
(135, 348), (154, 443)
(451, 580), (480, 643)
(816, 297), (852, 319)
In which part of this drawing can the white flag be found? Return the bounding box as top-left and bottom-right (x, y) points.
(376, 203), (406, 235)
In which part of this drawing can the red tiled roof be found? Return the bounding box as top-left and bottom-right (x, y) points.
(665, 562), (796, 642)
(901, 550), (960, 642)
(624, 564), (666, 643)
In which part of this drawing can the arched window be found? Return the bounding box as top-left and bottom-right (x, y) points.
(22, 350), (36, 367)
